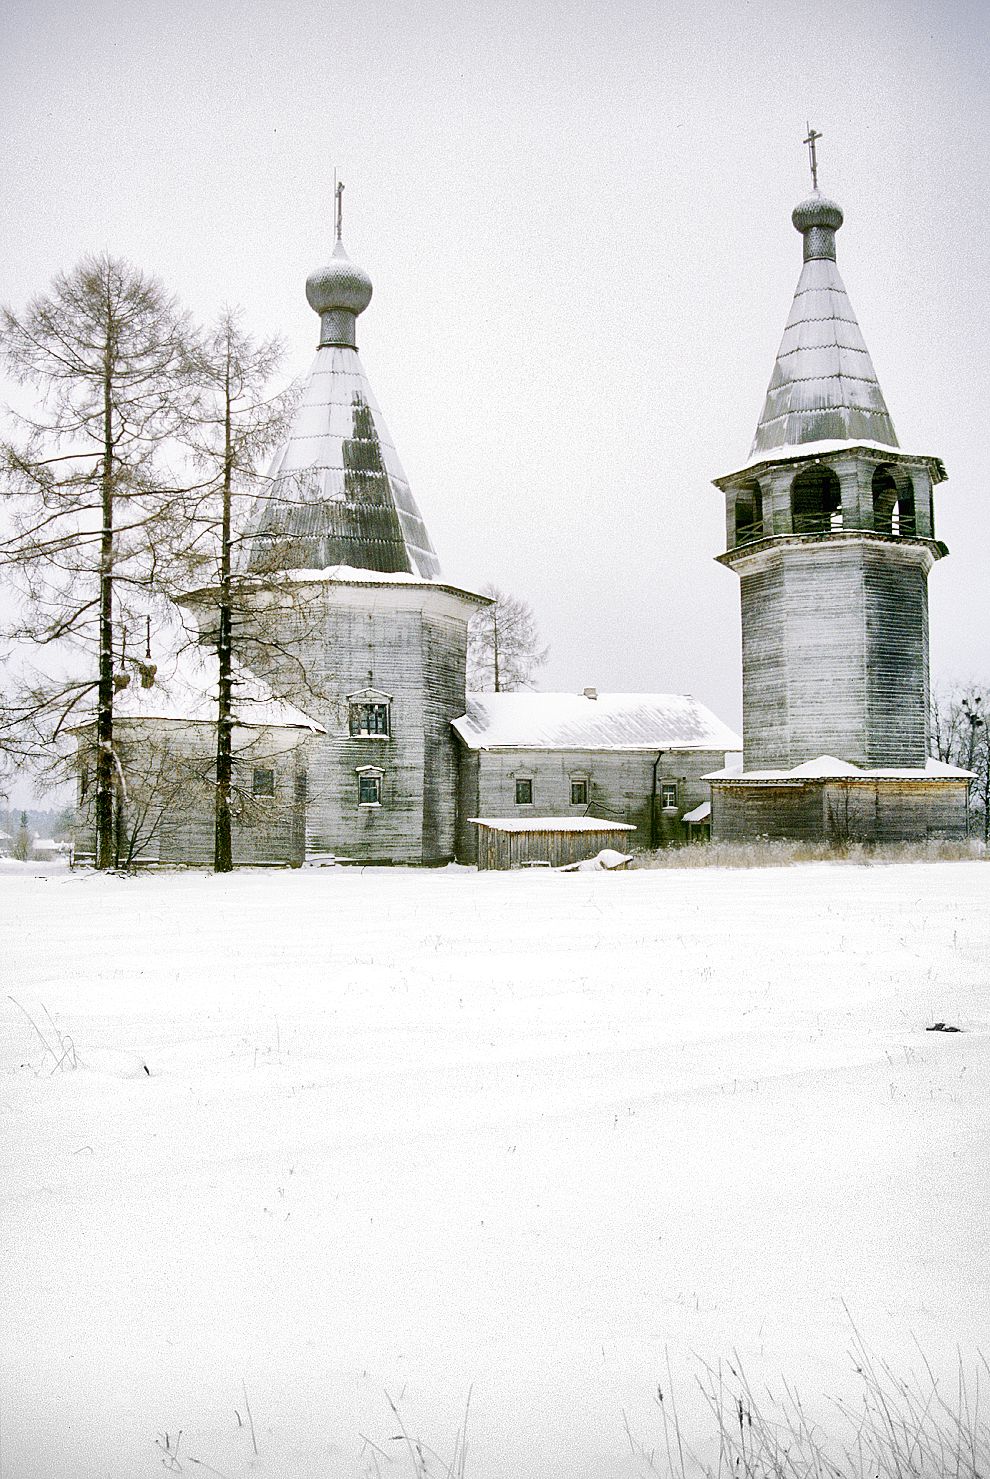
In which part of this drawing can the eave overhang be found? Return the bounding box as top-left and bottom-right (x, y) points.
(713, 440), (948, 491)
(716, 528), (948, 574)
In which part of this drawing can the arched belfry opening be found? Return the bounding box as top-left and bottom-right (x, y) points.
(872, 464), (916, 537)
(791, 464), (841, 534)
(734, 481), (764, 546)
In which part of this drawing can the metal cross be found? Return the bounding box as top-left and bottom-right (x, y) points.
(803, 125), (822, 191)
(335, 175), (345, 241)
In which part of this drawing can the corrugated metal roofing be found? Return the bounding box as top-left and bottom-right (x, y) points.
(453, 692), (742, 752)
(751, 204), (898, 456)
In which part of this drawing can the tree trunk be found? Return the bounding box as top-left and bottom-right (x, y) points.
(214, 362), (234, 873)
(95, 317), (116, 870)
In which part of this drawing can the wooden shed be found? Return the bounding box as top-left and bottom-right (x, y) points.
(470, 817), (635, 871)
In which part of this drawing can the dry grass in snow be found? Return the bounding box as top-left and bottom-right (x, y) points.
(1, 858), (988, 1479)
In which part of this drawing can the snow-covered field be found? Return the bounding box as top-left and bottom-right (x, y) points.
(2, 860), (988, 1479)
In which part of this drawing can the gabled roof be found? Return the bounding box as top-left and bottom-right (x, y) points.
(751, 192), (898, 456)
(453, 692), (742, 753)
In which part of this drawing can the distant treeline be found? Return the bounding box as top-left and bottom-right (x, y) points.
(0, 807), (73, 841)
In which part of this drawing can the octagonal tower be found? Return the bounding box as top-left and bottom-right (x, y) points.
(708, 169), (969, 842)
(186, 197), (486, 864)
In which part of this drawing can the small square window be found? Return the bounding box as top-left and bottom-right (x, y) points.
(570, 779), (588, 806)
(350, 701), (390, 736)
(359, 773), (382, 805)
(515, 778), (533, 805)
(252, 767), (275, 797)
(661, 783), (678, 809)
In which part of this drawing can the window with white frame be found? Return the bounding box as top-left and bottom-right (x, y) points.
(356, 766), (384, 806)
(660, 782), (678, 809)
(348, 688), (392, 737)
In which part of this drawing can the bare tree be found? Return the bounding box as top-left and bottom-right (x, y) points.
(177, 310), (296, 871)
(0, 255), (193, 868)
(931, 684), (988, 843)
(467, 583), (548, 692)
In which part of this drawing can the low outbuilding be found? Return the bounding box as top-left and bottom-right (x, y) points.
(453, 690), (741, 863)
(471, 816), (636, 871)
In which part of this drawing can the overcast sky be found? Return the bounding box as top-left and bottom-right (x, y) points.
(3, 0), (989, 745)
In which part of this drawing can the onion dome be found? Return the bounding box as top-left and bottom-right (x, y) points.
(791, 191), (844, 262)
(305, 240), (374, 349)
(750, 191), (898, 455)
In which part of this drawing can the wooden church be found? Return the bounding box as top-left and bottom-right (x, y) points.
(707, 142), (971, 842)
(73, 149), (971, 865)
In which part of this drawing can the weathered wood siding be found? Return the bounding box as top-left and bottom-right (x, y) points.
(712, 778), (969, 843)
(457, 745), (727, 862)
(227, 580), (476, 864)
(474, 824), (634, 871)
(455, 748), (481, 863)
(710, 781), (824, 841)
(862, 551), (930, 766)
(739, 539), (932, 770)
(421, 611), (469, 864)
(73, 719), (313, 867)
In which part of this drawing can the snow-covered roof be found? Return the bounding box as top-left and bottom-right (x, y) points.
(706, 755), (973, 783)
(241, 565), (488, 602)
(454, 692), (742, 753)
(470, 817), (636, 833)
(715, 438), (947, 486)
(682, 801), (711, 824)
(70, 644), (324, 733)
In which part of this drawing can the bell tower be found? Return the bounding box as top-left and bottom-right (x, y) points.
(707, 138), (970, 843)
(714, 149), (948, 775)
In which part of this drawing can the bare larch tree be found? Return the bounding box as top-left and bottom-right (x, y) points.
(0, 255), (193, 867)
(467, 583), (549, 692)
(178, 310), (297, 871)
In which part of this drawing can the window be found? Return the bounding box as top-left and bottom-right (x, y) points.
(79, 763), (89, 801)
(661, 783), (678, 809)
(252, 767), (275, 797)
(349, 697), (390, 736)
(570, 778), (588, 806)
(356, 765), (385, 806)
(359, 773), (381, 805)
(515, 777), (533, 805)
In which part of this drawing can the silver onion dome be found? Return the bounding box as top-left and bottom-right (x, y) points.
(792, 192), (843, 233)
(306, 240), (373, 349)
(791, 191), (843, 263)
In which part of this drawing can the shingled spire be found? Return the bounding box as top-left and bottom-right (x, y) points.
(750, 188), (898, 455)
(241, 191), (441, 579)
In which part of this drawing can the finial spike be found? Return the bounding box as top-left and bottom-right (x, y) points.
(803, 124), (822, 191)
(334, 173), (345, 242)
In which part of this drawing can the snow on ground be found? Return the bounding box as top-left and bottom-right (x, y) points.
(2, 860), (988, 1479)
